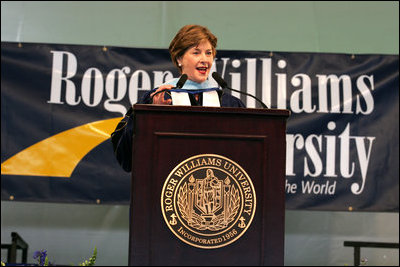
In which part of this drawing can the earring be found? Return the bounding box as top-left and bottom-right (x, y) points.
(178, 63), (182, 67)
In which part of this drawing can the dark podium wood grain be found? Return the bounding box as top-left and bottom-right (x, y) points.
(129, 104), (290, 266)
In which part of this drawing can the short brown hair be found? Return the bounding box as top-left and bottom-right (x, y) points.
(169, 25), (218, 72)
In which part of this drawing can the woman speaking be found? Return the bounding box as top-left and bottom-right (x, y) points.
(111, 25), (245, 172)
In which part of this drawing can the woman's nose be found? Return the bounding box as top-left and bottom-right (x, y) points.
(200, 53), (208, 64)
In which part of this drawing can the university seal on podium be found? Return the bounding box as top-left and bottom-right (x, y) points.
(161, 154), (256, 249)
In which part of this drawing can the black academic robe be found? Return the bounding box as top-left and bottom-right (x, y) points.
(111, 90), (245, 172)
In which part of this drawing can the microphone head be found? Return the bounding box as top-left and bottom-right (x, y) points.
(176, 74), (188, 89)
(212, 72), (228, 88)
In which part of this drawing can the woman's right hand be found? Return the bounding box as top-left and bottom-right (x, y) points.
(150, 84), (174, 105)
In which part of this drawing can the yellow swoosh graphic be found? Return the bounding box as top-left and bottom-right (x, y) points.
(1, 117), (123, 177)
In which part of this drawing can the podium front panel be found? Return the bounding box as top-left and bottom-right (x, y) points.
(129, 105), (289, 266)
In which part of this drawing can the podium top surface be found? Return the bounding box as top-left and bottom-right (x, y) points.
(133, 104), (290, 118)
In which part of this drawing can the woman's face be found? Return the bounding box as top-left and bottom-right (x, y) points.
(178, 40), (214, 84)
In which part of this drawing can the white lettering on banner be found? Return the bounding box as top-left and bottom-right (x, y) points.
(276, 59), (288, 109)
(356, 75), (375, 114)
(286, 121), (375, 195)
(48, 51), (173, 116)
(48, 51), (79, 105)
(47, 50), (378, 196)
(301, 180), (337, 195)
(48, 51), (375, 115)
(82, 68), (103, 107)
(104, 67), (130, 115)
(291, 74), (316, 113)
(229, 59), (242, 99)
(245, 58), (257, 107)
(260, 58), (272, 109)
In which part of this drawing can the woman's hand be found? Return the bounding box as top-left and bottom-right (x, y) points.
(150, 84), (174, 105)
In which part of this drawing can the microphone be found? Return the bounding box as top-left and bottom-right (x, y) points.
(212, 72), (268, 109)
(150, 74), (188, 101)
(175, 74), (188, 89)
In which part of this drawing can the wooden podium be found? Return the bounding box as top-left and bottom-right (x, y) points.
(128, 104), (290, 266)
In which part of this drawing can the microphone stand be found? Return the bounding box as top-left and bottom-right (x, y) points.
(223, 86), (269, 109)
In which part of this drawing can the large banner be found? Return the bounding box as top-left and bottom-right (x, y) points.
(1, 42), (398, 211)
